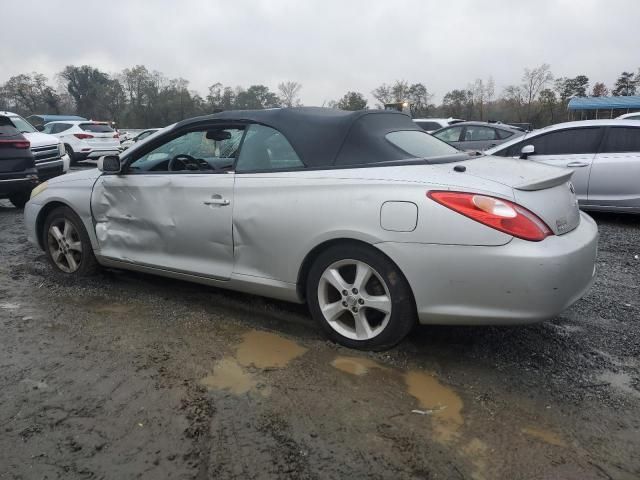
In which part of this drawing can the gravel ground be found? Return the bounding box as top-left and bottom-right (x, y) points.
(0, 194), (639, 480)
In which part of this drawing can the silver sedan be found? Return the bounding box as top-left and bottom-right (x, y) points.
(24, 108), (598, 350)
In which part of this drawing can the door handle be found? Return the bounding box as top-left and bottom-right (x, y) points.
(566, 162), (589, 168)
(203, 195), (230, 206)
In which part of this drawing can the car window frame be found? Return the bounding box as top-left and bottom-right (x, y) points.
(433, 125), (464, 143)
(493, 127), (605, 157)
(233, 123), (306, 174)
(460, 125), (498, 142)
(122, 123), (249, 175)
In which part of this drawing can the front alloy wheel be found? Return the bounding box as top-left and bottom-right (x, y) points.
(43, 206), (99, 276)
(47, 218), (83, 273)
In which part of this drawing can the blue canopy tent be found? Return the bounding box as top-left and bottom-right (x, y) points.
(567, 96), (640, 120)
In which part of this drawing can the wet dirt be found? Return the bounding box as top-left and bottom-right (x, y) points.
(1, 199), (640, 479)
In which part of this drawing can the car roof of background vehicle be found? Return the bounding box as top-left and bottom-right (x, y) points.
(484, 119), (640, 155)
(172, 107), (445, 167)
(412, 117), (464, 122)
(616, 112), (640, 119)
(44, 120), (108, 125)
(26, 114), (87, 123)
(433, 121), (524, 131)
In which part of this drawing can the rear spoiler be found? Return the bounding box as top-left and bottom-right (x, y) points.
(513, 169), (574, 191)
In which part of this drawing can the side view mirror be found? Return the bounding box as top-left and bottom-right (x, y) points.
(98, 155), (121, 174)
(520, 144), (535, 159)
(36, 125), (45, 132)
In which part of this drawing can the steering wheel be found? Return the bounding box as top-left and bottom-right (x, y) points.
(168, 154), (197, 171)
(168, 154), (220, 172)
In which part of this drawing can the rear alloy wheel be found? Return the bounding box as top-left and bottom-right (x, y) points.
(43, 206), (98, 276)
(307, 244), (416, 350)
(9, 192), (30, 209)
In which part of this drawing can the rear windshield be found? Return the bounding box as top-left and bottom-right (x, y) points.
(80, 123), (114, 133)
(386, 130), (459, 158)
(415, 121), (442, 131)
(7, 115), (37, 134)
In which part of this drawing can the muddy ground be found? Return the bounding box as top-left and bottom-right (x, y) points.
(0, 195), (639, 479)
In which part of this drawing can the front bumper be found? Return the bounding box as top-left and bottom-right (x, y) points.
(24, 200), (43, 248)
(35, 157), (66, 181)
(75, 149), (120, 161)
(376, 211), (598, 325)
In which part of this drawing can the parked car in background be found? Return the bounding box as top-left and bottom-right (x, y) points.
(43, 121), (121, 165)
(413, 117), (464, 133)
(616, 112), (640, 121)
(0, 117), (39, 208)
(120, 128), (161, 150)
(432, 121), (525, 151)
(25, 108), (597, 350)
(0, 111), (69, 183)
(485, 119), (640, 213)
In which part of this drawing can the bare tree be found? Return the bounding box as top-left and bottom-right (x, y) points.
(591, 82), (609, 97)
(521, 64), (553, 121)
(371, 83), (394, 106)
(277, 81), (302, 107)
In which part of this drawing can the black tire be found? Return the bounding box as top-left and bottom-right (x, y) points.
(42, 206), (99, 276)
(9, 192), (30, 209)
(306, 243), (416, 351)
(65, 145), (77, 166)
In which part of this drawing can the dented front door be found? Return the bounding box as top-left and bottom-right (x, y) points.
(91, 173), (235, 280)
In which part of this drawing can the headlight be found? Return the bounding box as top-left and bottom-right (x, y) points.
(58, 143), (65, 157)
(30, 181), (48, 199)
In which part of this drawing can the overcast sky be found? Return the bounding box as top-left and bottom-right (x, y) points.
(1, 0), (638, 105)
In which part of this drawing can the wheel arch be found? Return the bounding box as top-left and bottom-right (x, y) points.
(296, 238), (417, 307)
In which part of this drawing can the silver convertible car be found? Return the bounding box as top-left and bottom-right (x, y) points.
(24, 108), (598, 350)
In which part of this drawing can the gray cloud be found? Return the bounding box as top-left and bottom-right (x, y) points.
(1, 0), (638, 105)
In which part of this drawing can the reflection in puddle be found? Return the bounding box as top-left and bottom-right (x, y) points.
(236, 330), (307, 369)
(522, 427), (567, 447)
(201, 330), (306, 394)
(331, 356), (389, 376)
(201, 358), (257, 394)
(404, 370), (464, 443)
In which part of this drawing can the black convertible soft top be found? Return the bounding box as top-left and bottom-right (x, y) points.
(174, 107), (426, 168)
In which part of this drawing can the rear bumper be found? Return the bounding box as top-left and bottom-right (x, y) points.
(376, 212), (598, 325)
(75, 148), (120, 161)
(0, 173), (38, 197)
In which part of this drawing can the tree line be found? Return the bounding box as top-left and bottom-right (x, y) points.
(1, 64), (638, 128)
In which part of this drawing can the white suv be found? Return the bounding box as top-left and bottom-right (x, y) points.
(0, 111), (70, 181)
(413, 117), (465, 133)
(43, 121), (121, 165)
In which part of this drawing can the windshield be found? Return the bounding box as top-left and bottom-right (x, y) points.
(386, 130), (459, 158)
(8, 115), (37, 134)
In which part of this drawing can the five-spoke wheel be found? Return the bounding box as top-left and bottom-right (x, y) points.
(307, 243), (416, 350)
(43, 206), (98, 276)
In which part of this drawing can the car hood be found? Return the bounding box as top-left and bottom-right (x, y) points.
(48, 167), (102, 185)
(22, 131), (61, 148)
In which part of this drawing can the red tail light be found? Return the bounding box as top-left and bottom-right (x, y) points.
(0, 139), (30, 149)
(74, 133), (94, 139)
(427, 191), (552, 242)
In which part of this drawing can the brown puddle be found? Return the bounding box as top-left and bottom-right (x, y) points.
(404, 370), (464, 443)
(521, 427), (567, 447)
(201, 358), (257, 394)
(331, 356), (389, 376)
(201, 330), (306, 394)
(236, 330), (307, 369)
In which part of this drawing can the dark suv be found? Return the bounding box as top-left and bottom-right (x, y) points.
(0, 117), (38, 208)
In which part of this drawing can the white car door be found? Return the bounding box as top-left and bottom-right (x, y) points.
(91, 127), (242, 280)
(515, 127), (604, 202)
(588, 126), (640, 209)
